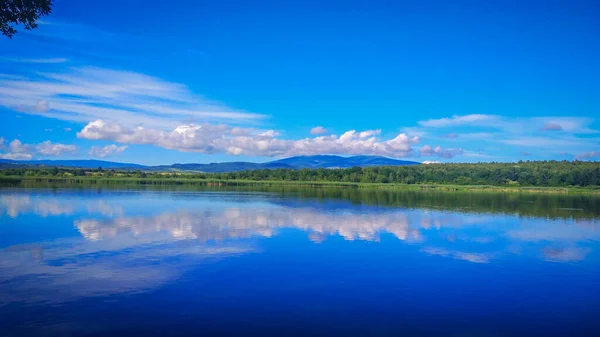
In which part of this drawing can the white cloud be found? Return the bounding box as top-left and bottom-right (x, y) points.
(358, 129), (381, 138)
(258, 130), (280, 138)
(0, 140), (32, 160)
(89, 144), (128, 158)
(1, 58), (69, 64)
(0, 66), (266, 129)
(419, 145), (463, 158)
(422, 161), (441, 164)
(0, 139), (77, 160)
(419, 114), (499, 128)
(64, 128), (72, 132)
(36, 141), (77, 156)
(78, 120), (423, 158)
(0, 152), (32, 160)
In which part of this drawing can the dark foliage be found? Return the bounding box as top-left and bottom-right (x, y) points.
(1, 161), (599, 188)
(1, 0), (52, 38)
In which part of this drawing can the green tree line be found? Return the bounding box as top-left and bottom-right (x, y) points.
(1, 161), (599, 187)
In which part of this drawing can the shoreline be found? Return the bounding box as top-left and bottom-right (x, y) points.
(1, 176), (599, 194)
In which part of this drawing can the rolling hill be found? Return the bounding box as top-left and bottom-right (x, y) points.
(0, 155), (420, 173)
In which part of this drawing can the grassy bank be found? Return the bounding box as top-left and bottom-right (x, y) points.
(2, 176), (599, 194)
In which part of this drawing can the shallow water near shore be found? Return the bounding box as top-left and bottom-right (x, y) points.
(1, 187), (599, 336)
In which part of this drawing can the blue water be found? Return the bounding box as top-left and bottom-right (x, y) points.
(0, 189), (599, 336)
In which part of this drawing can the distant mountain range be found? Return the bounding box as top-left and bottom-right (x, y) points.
(0, 155), (420, 173)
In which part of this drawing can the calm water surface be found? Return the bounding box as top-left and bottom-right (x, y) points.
(0, 188), (599, 336)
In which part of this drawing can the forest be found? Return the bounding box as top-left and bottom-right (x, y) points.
(1, 161), (599, 188)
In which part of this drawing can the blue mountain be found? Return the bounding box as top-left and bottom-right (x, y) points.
(272, 155), (420, 169)
(0, 159), (145, 169)
(0, 155), (420, 172)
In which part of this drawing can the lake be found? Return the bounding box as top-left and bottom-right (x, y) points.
(1, 187), (599, 336)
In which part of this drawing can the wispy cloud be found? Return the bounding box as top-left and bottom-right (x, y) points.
(501, 136), (593, 148)
(415, 114), (599, 159)
(533, 117), (597, 134)
(422, 247), (491, 263)
(418, 114), (597, 135)
(574, 151), (600, 160)
(0, 67), (266, 130)
(418, 114), (500, 128)
(1, 58), (69, 64)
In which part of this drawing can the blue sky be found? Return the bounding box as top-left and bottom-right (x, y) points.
(0, 0), (599, 165)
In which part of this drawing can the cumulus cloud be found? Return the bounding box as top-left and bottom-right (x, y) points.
(0, 67), (265, 129)
(89, 144), (128, 158)
(36, 141), (77, 156)
(0, 140), (32, 160)
(422, 161), (441, 164)
(310, 126), (328, 135)
(78, 120), (423, 158)
(574, 151), (600, 160)
(0, 139), (77, 160)
(419, 145), (463, 158)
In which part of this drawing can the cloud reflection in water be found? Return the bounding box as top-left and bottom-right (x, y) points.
(0, 190), (598, 306)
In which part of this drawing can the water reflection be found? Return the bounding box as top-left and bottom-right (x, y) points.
(1, 194), (75, 217)
(0, 189), (599, 307)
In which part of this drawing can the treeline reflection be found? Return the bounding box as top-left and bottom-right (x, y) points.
(3, 187), (600, 220)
